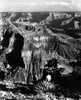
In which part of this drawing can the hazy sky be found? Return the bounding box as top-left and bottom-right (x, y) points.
(0, 0), (81, 11)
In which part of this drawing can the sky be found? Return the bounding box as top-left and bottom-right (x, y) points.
(0, 0), (81, 12)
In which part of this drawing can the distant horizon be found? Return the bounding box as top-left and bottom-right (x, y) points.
(0, 11), (81, 12)
(0, 0), (81, 12)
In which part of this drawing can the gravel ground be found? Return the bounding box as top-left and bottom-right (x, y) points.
(0, 91), (74, 100)
(0, 80), (77, 100)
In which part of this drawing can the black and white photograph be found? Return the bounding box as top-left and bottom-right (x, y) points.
(0, 0), (81, 100)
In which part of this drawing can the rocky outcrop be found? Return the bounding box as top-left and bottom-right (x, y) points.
(1, 25), (81, 84)
(0, 12), (81, 84)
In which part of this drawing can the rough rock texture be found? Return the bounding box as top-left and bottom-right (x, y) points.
(0, 12), (81, 85)
(0, 25), (81, 84)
